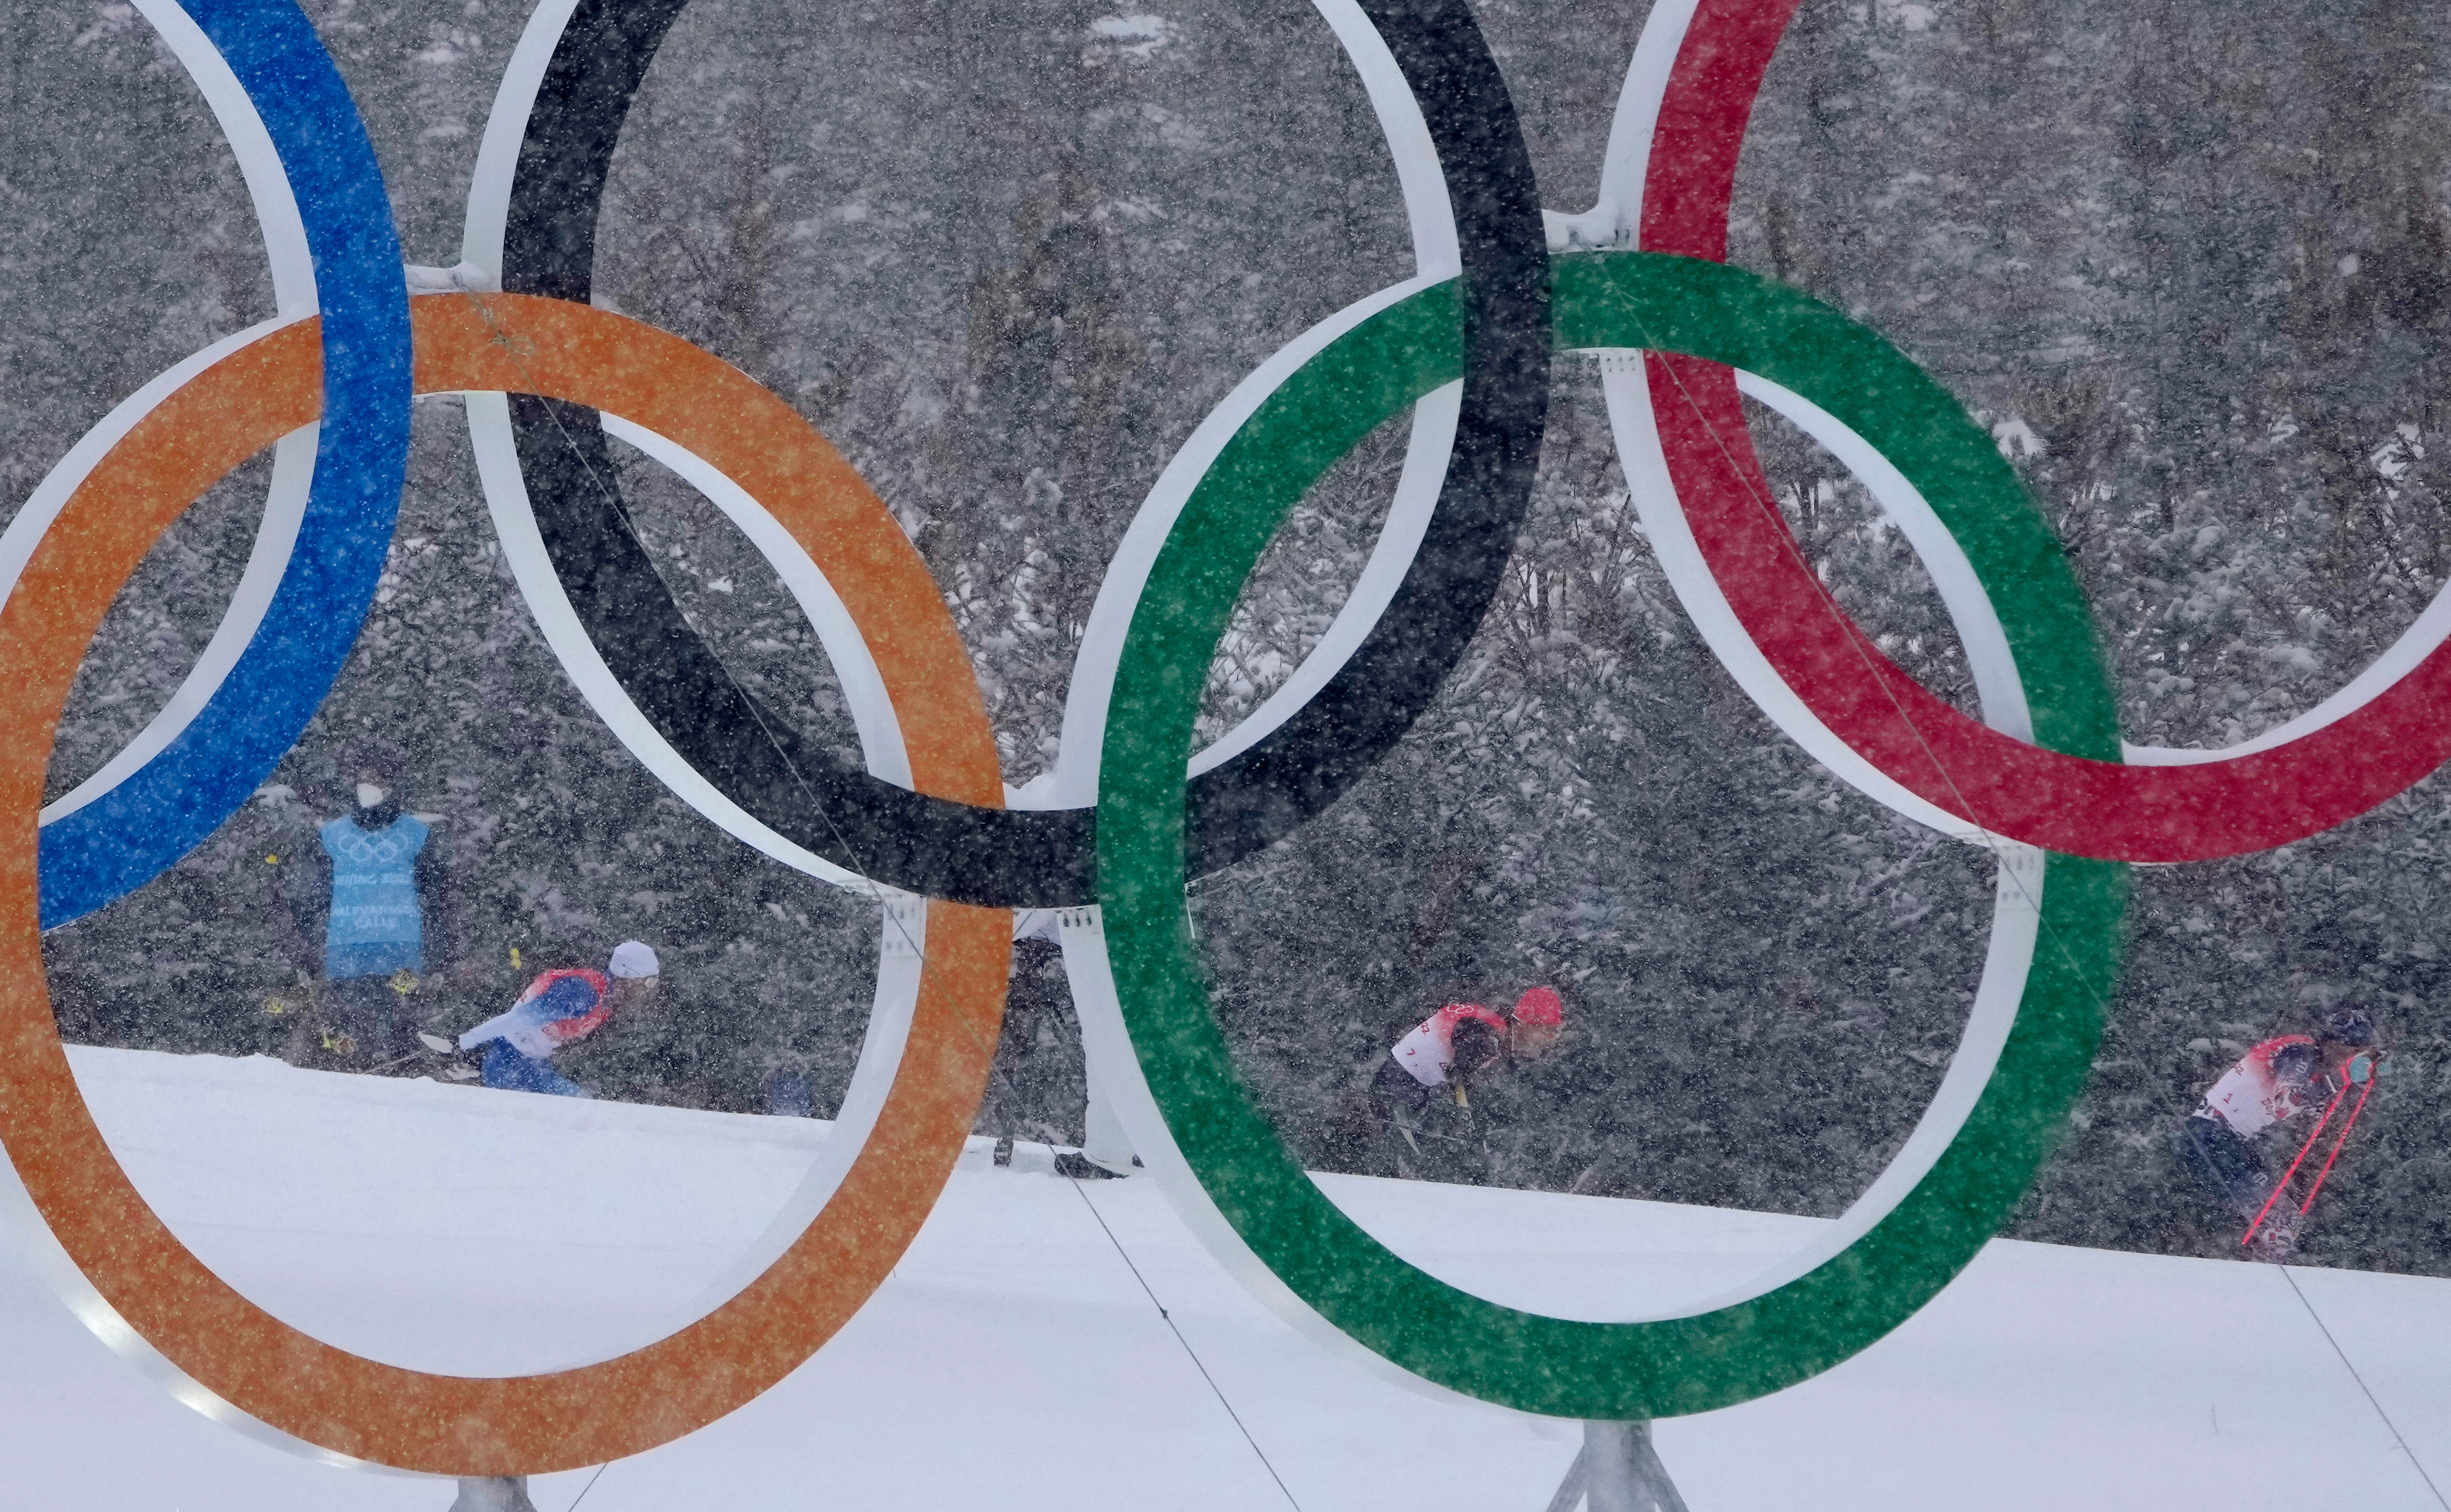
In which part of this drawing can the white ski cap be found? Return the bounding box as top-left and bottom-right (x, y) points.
(609, 940), (660, 979)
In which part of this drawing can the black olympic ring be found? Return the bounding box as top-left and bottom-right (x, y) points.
(496, 0), (1549, 906)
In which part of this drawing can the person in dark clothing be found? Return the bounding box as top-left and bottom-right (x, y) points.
(975, 935), (1076, 1162)
(978, 920), (1138, 1178)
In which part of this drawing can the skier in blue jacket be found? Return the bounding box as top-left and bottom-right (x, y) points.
(450, 941), (662, 1097)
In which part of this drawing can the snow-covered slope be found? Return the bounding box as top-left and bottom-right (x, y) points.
(2, 1047), (2444, 1510)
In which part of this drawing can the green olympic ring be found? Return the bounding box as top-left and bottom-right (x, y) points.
(1094, 250), (2131, 1419)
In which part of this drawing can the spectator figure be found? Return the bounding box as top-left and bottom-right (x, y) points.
(272, 738), (454, 1069)
(452, 940), (660, 1098)
(2173, 1006), (2378, 1260)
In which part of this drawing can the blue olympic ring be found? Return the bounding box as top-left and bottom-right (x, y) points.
(36, 0), (411, 929)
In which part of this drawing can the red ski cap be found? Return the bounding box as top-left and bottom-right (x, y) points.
(1512, 987), (1564, 1026)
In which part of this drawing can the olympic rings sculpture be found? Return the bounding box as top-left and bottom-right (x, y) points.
(0, 0), (2436, 1475)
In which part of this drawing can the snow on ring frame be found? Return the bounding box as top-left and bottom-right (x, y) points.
(1, 0), (318, 856)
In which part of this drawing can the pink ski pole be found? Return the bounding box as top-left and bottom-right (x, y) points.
(2296, 1075), (2376, 1217)
(2243, 1082), (2344, 1248)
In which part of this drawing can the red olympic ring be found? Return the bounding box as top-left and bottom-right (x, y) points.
(1643, 0), (2448, 863)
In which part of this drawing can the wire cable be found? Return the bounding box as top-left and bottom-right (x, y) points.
(1065, 1174), (1304, 1512)
(564, 1462), (610, 1512)
(2279, 1265), (2450, 1512)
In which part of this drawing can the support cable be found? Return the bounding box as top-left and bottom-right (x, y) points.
(1064, 1175), (1304, 1512)
(2279, 1266), (2449, 1512)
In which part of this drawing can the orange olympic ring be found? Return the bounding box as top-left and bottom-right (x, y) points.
(0, 294), (1011, 1474)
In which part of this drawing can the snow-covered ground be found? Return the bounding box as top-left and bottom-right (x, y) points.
(3, 1046), (2446, 1510)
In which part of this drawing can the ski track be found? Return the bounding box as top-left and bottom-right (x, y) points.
(0, 1045), (2443, 1510)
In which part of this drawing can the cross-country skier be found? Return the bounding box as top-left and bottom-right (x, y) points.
(1339, 987), (1567, 1177)
(1379, 1000), (1509, 1114)
(2172, 1006), (2378, 1260)
(1385, 985), (1564, 1097)
(445, 941), (661, 1098)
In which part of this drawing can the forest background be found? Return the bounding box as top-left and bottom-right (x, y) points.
(5, 0), (2450, 1274)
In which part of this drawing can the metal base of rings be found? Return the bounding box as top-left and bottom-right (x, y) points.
(449, 1477), (539, 1512)
(1546, 1422), (1689, 1512)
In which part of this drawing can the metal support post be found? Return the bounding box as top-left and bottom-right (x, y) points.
(1544, 1420), (1689, 1512)
(450, 1476), (539, 1512)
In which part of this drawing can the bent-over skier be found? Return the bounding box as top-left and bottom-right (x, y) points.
(446, 940), (662, 1097)
(1340, 987), (1567, 1177)
(2172, 1006), (2377, 1259)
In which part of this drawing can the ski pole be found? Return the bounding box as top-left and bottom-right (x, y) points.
(2296, 1068), (2378, 1217)
(2243, 1082), (2345, 1248)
